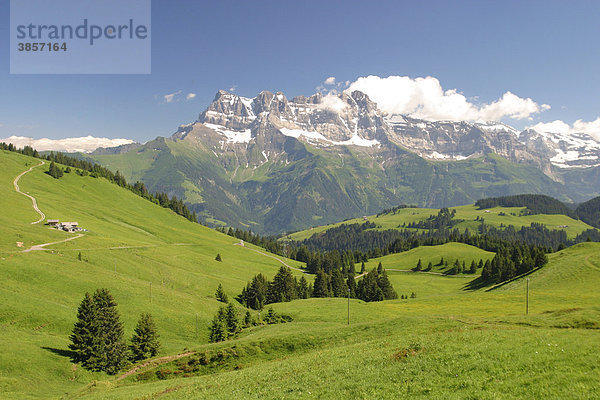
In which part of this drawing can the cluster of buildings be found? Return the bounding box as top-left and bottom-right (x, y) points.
(46, 219), (86, 233)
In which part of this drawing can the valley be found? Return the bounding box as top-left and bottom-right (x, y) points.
(1, 149), (598, 399)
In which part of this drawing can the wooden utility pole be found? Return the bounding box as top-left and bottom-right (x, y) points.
(347, 288), (350, 325)
(526, 278), (529, 315)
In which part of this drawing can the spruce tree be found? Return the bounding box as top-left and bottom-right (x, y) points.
(360, 262), (366, 274)
(209, 307), (227, 342)
(225, 302), (241, 337)
(69, 292), (100, 369)
(297, 276), (309, 299)
(92, 289), (127, 374)
(312, 270), (330, 298)
(129, 313), (160, 362)
(377, 270), (398, 300)
(267, 266), (297, 303)
(377, 262), (383, 274)
(330, 268), (346, 297)
(415, 259), (422, 271)
(215, 253), (222, 262)
(215, 284), (228, 303)
(346, 273), (357, 298)
(426, 261), (433, 271)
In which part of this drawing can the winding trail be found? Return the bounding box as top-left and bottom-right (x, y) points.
(234, 240), (308, 273)
(22, 234), (85, 253)
(13, 161), (46, 224)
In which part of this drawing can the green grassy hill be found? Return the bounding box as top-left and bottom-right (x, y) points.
(75, 242), (600, 400)
(286, 203), (593, 241)
(2, 150), (599, 399)
(360, 242), (495, 274)
(0, 151), (305, 399)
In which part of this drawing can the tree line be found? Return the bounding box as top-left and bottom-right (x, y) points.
(1, 142), (197, 223)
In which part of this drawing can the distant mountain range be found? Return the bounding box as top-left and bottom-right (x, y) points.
(84, 89), (600, 234)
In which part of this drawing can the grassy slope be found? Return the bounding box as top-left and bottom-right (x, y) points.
(78, 242), (600, 400)
(0, 151), (306, 399)
(362, 242), (495, 274)
(2, 150), (599, 399)
(286, 204), (593, 241)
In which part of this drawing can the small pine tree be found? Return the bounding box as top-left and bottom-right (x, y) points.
(415, 259), (422, 271)
(225, 302), (241, 336)
(129, 313), (160, 362)
(209, 308), (227, 343)
(469, 260), (477, 274)
(360, 262), (366, 274)
(410, 292), (416, 298)
(243, 310), (253, 327)
(215, 284), (228, 303)
(426, 262), (433, 272)
(215, 253), (222, 262)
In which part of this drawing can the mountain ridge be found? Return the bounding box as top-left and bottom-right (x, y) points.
(78, 88), (600, 234)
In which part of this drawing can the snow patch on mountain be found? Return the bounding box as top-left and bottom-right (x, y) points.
(204, 123), (252, 144)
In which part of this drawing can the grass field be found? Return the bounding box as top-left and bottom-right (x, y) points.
(1, 150), (599, 399)
(286, 204), (593, 241)
(0, 151), (306, 399)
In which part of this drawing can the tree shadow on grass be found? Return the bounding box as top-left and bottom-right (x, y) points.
(41, 346), (77, 362)
(462, 276), (491, 291)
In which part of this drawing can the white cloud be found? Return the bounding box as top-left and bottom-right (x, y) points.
(324, 76), (336, 85)
(528, 118), (600, 141)
(186, 93), (197, 100)
(345, 75), (549, 122)
(163, 90), (182, 103)
(317, 93), (348, 114)
(0, 135), (136, 153)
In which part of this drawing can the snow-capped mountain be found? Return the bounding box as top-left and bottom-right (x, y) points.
(84, 88), (600, 234)
(173, 89), (600, 171)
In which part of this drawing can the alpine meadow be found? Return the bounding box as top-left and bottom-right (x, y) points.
(2, 1), (600, 399)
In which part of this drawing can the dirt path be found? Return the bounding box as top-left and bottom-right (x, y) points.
(234, 241), (307, 273)
(22, 234), (85, 253)
(116, 351), (195, 381)
(13, 161), (46, 224)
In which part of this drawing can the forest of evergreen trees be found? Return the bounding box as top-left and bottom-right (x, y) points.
(1, 142), (197, 223)
(237, 263), (398, 307)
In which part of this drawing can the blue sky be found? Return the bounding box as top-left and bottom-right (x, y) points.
(1, 0), (600, 145)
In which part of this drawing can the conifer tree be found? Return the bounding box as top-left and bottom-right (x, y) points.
(312, 270), (331, 297)
(330, 268), (346, 297)
(92, 289), (127, 374)
(360, 262), (366, 274)
(243, 310), (253, 327)
(69, 292), (99, 369)
(225, 303), (241, 336)
(297, 276), (310, 299)
(267, 266), (297, 303)
(415, 259), (422, 271)
(209, 307), (227, 342)
(129, 313), (160, 362)
(215, 284), (228, 303)
(378, 270), (398, 300)
(426, 261), (433, 271)
(346, 273), (357, 298)
(215, 253), (222, 262)
(377, 262), (383, 274)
